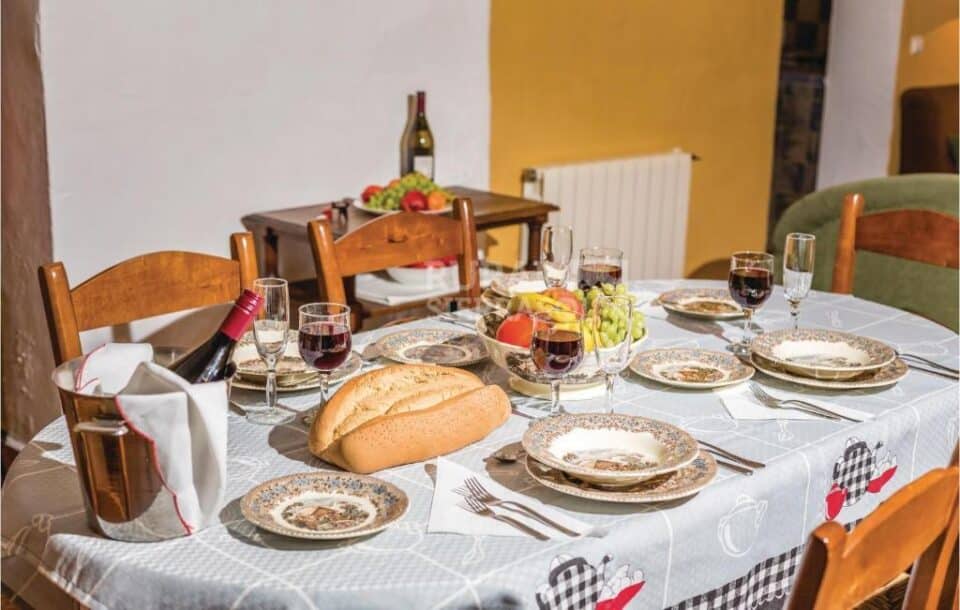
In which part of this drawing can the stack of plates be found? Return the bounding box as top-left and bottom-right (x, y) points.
(521, 413), (716, 503)
(231, 330), (361, 392)
(749, 329), (907, 390)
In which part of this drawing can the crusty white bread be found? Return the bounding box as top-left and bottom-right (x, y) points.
(308, 365), (509, 473)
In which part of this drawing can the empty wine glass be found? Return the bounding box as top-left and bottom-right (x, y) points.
(248, 278), (294, 425)
(591, 294), (633, 413)
(299, 303), (352, 425)
(530, 311), (584, 414)
(728, 251), (775, 356)
(540, 225), (574, 288)
(783, 233), (816, 329)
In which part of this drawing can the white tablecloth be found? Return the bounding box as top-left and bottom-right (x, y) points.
(3, 280), (957, 610)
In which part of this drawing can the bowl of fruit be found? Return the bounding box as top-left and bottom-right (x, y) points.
(357, 172), (454, 215)
(476, 284), (647, 377)
(386, 255), (459, 288)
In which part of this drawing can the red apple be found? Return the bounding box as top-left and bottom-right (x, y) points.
(496, 313), (534, 348)
(542, 287), (584, 316)
(361, 185), (382, 202)
(401, 190), (428, 212)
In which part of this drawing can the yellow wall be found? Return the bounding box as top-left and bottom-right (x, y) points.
(488, 0), (783, 275)
(889, 0), (959, 172)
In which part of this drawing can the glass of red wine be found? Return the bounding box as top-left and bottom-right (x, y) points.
(298, 303), (352, 425)
(578, 247), (624, 290)
(530, 311), (584, 414)
(728, 251), (775, 356)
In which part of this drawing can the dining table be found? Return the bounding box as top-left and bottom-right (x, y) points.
(2, 279), (957, 610)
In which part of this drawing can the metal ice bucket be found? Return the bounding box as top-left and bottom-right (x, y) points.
(53, 357), (190, 542)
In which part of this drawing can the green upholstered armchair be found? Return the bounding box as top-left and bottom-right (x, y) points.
(771, 174), (959, 332)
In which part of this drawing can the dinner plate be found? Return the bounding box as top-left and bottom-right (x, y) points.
(751, 353), (908, 390)
(525, 452), (716, 503)
(630, 348), (754, 389)
(352, 199), (450, 216)
(658, 288), (744, 320)
(750, 329), (897, 380)
(241, 472), (408, 540)
(231, 352), (361, 393)
(377, 328), (487, 366)
(522, 413), (699, 487)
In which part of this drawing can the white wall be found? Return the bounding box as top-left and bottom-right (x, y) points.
(817, 0), (903, 189)
(39, 0), (490, 346)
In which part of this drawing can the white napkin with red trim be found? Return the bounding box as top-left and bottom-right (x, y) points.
(73, 343), (228, 535)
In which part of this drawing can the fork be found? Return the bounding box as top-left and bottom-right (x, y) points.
(436, 314), (477, 332)
(456, 477), (580, 537)
(696, 440), (765, 469)
(749, 383), (859, 422)
(458, 496), (548, 540)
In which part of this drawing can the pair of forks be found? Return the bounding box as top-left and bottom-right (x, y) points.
(748, 383), (861, 422)
(455, 476), (578, 540)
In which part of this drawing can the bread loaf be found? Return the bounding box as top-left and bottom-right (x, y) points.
(309, 365), (510, 473)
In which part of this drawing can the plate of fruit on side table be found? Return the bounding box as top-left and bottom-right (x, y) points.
(475, 283), (648, 377)
(354, 172), (453, 215)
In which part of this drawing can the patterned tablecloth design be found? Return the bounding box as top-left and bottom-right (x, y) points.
(2, 281), (957, 610)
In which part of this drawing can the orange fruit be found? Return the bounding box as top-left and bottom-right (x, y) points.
(427, 191), (447, 210)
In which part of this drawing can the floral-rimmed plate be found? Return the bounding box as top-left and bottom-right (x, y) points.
(240, 471), (408, 540)
(231, 352), (362, 393)
(525, 452), (716, 503)
(630, 348), (754, 389)
(658, 288), (743, 320)
(377, 328), (487, 366)
(750, 329), (896, 380)
(481, 288), (510, 311)
(522, 413), (699, 487)
(751, 354), (908, 390)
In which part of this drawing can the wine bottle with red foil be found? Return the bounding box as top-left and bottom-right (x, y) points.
(169, 289), (263, 383)
(400, 90), (435, 179)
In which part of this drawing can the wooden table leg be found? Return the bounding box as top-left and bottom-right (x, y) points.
(264, 229), (279, 277)
(525, 217), (545, 271)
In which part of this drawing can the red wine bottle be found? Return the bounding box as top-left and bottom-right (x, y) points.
(169, 289), (263, 383)
(400, 91), (435, 179)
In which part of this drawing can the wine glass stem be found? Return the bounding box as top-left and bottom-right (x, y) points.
(550, 379), (561, 413)
(789, 301), (800, 329)
(266, 366), (277, 411)
(741, 309), (754, 349)
(605, 373), (615, 413)
(319, 373), (330, 408)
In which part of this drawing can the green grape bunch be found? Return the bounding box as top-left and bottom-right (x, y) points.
(575, 283), (646, 352)
(366, 172), (450, 211)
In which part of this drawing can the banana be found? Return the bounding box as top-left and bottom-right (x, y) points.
(507, 293), (577, 322)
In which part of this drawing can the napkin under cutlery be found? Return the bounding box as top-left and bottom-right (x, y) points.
(74, 343), (228, 534)
(428, 458), (592, 539)
(715, 384), (873, 421)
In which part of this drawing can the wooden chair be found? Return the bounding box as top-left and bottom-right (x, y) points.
(832, 193), (960, 294)
(39, 233), (258, 365)
(786, 466), (959, 610)
(307, 197), (480, 331)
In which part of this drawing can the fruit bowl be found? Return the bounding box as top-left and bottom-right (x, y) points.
(476, 312), (647, 377)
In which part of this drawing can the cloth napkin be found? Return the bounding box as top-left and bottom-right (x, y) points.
(715, 384), (873, 421)
(428, 458), (592, 539)
(73, 343), (228, 535)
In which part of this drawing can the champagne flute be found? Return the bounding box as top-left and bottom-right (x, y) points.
(579, 247), (624, 290)
(248, 278), (294, 425)
(298, 303), (352, 425)
(783, 233), (815, 329)
(540, 225), (574, 288)
(530, 311), (584, 414)
(591, 295), (633, 413)
(728, 252), (774, 356)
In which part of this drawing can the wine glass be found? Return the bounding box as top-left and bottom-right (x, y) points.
(298, 303), (352, 425)
(248, 278), (294, 426)
(591, 294), (633, 413)
(728, 251), (775, 356)
(530, 311), (584, 414)
(540, 225), (574, 288)
(578, 247), (624, 291)
(783, 233), (816, 329)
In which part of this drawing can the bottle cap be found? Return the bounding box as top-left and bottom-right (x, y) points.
(221, 289), (264, 340)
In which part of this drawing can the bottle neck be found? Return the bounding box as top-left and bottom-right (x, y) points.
(220, 289), (263, 341)
(416, 91), (425, 116)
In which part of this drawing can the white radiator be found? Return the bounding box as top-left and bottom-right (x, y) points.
(521, 150), (693, 279)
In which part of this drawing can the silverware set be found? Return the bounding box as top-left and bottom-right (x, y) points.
(748, 383), (862, 422)
(896, 351), (959, 380)
(436, 313), (478, 331)
(696, 439), (765, 475)
(454, 476), (580, 538)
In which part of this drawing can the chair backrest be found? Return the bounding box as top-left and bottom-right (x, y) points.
(787, 466), (959, 610)
(39, 233), (259, 364)
(832, 193), (960, 294)
(307, 197), (480, 326)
